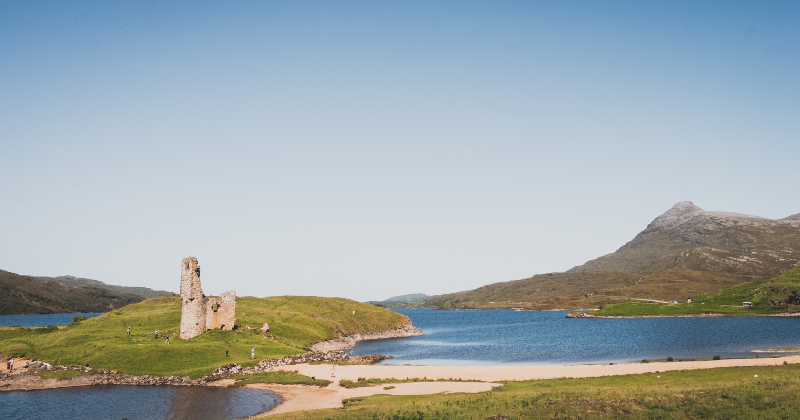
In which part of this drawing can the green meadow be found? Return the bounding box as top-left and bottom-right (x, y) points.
(0, 295), (409, 378)
(267, 363), (800, 420)
(594, 267), (800, 317)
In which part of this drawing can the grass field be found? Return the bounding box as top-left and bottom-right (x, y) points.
(0, 295), (410, 378)
(230, 370), (332, 387)
(593, 267), (800, 317)
(266, 363), (800, 419)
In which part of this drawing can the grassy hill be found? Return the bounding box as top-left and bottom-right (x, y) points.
(429, 202), (800, 310)
(0, 269), (145, 315)
(593, 266), (800, 317)
(0, 295), (412, 378)
(34, 275), (172, 299)
(368, 293), (436, 308)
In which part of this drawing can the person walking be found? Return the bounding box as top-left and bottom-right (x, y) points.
(251, 347), (255, 359)
(165, 334), (170, 345)
(126, 326), (130, 336)
(155, 329), (158, 339)
(330, 364), (336, 379)
(8, 358), (13, 372)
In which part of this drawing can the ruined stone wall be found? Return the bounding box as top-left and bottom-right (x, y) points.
(206, 290), (236, 331)
(180, 257), (207, 340)
(180, 257), (236, 340)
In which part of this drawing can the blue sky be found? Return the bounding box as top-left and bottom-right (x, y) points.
(1, 1), (798, 301)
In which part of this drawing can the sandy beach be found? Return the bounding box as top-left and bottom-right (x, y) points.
(251, 355), (800, 416)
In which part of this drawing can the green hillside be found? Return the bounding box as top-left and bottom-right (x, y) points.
(594, 266), (800, 317)
(429, 202), (800, 310)
(0, 295), (411, 378)
(34, 275), (172, 299)
(0, 269), (145, 315)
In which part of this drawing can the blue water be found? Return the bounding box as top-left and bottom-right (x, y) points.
(0, 386), (280, 420)
(351, 309), (800, 365)
(0, 313), (104, 327)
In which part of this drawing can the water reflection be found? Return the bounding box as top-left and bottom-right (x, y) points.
(0, 386), (280, 420)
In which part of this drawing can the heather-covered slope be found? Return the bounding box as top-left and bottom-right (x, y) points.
(0, 269), (145, 314)
(34, 275), (172, 299)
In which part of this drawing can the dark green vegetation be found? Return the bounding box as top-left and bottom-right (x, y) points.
(35, 370), (93, 381)
(595, 267), (800, 317)
(230, 370), (332, 387)
(0, 269), (145, 315)
(429, 202), (800, 310)
(268, 364), (800, 419)
(0, 295), (411, 378)
(339, 377), (478, 389)
(34, 275), (172, 299)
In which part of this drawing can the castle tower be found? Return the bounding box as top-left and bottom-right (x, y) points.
(179, 257), (237, 340)
(180, 257), (207, 339)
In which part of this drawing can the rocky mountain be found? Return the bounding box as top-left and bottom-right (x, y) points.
(33, 275), (172, 299)
(429, 202), (800, 310)
(0, 269), (148, 315)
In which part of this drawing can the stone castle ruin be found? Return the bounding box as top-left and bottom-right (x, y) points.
(180, 257), (236, 340)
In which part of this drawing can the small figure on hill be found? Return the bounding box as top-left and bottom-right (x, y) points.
(24, 360), (29, 368)
(251, 347), (255, 359)
(155, 329), (159, 339)
(165, 335), (170, 345)
(127, 326), (130, 336)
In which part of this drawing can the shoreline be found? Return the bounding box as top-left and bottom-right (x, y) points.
(309, 323), (423, 352)
(570, 311), (800, 319)
(6, 354), (800, 416)
(250, 354), (800, 416)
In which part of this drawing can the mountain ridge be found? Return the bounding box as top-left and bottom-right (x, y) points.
(0, 269), (147, 315)
(429, 202), (800, 310)
(33, 275), (172, 299)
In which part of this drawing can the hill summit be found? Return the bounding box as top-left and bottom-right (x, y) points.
(429, 202), (800, 310)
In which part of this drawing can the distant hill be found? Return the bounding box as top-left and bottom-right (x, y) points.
(0, 269), (147, 315)
(429, 202), (800, 310)
(368, 293), (435, 307)
(33, 275), (172, 299)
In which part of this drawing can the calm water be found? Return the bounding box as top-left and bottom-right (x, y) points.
(0, 313), (104, 327)
(0, 386), (280, 420)
(352, 309), (800, 365)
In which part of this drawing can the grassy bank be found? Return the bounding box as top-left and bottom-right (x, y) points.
(593, 267), (800, 317)
(267, 363), (800, 419)
(0, 295), (410, 378)
(230, 371), (332, 387)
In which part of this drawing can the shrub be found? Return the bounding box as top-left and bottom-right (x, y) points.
(667, 357), (674, 362)
(713, 355), (721, 360)
(642, 359), (650, 363)
(72, 316), (89, 324)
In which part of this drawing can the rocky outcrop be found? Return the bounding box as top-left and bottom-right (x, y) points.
(310, 324), (423, 352)
(0, 365), (204, 391)
(202, 350), (391, 381)
(1, 349), (393, 391)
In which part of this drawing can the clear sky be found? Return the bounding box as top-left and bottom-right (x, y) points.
(2, 1), (798, 301)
